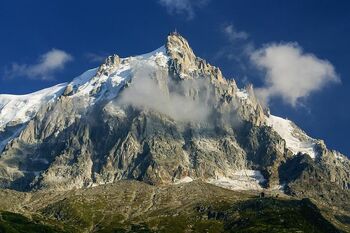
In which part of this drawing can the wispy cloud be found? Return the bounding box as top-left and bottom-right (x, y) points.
(216, 23), (252, 61)
(4, 49), (73, 81)
(118, 62), (212, 123)
(223, 24), (249, 41)
(214, 23), (253, 84)
(158, 0), (210, 20)
(85, 52), (107, 63)
(250, 43), (340, 107)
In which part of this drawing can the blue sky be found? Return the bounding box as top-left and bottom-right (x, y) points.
(0, 0), (349, 156)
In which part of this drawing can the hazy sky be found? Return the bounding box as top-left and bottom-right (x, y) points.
(0, 0), (349, 156)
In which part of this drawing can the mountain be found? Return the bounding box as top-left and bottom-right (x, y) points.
(0, 32), (349, 232)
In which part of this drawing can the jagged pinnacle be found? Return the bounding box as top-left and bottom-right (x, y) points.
(166, 32), (225, 83)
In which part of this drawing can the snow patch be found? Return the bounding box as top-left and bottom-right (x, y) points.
(174, 176), (193, 184)
(195, 138), (220, 152)
(0, 84), (67, 129)
(269, 184), (286, 191)
(208, 170), (265, 190)
(236, 89), (249, 100)
(266, 115), (317, 159)
(103, 103), (127, 119)
(0, 124), (26, 153)
(69, 68), (98, 87)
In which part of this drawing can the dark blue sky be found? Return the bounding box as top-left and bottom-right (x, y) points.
(0, 0), (349, 156)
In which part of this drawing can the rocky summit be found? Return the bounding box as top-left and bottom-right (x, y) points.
(0, 33), (349, 232)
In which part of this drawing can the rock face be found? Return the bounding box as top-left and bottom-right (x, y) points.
(0, 33), (349, 208)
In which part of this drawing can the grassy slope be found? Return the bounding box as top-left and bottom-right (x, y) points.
(0, 211), (69, 233)
(0, 181), (348, 233)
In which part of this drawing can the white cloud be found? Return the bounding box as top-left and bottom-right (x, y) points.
(224, 24), (248, 41)
(118, 62), (212, 123)
(158, 0), (209, 19)
(214, 23), (253, 84)
(85, 52), (107, 63)
(250, 43), (340, 107)
(5, 49), (73, 80)
(215, 23), (252, 62)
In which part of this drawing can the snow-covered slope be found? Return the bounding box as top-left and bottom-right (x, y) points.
(0, 47), (169, 154)
(0, 46), (168, 130)
(67, 46), (168, 103)
(234, 87), (318, 159)
(0, 84), (67, 129)
(266, 115), (317, 159)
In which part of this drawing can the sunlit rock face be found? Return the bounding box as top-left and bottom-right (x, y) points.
(166, 32), (225, 84)
(0, 33), (348, 209)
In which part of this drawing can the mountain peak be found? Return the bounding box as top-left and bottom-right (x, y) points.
(165, 32), (225, 83)
(166, 32), (195, 59)
(96, 54), (121, 77)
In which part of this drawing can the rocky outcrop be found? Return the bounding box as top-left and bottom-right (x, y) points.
(315, 141), (350, 189)
(96, 54), (121, 76)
